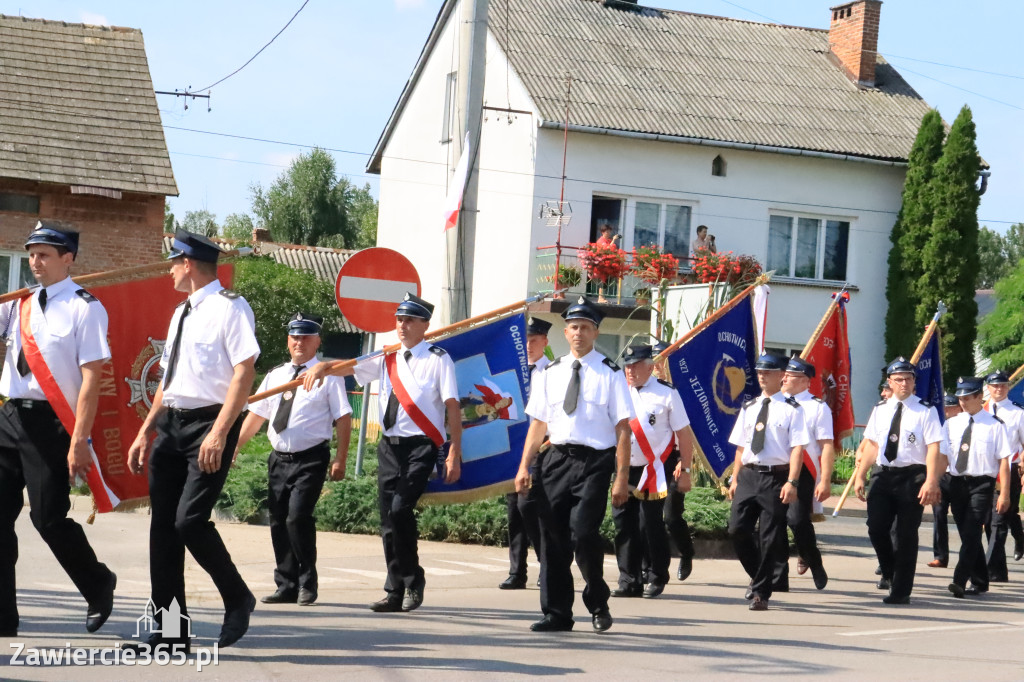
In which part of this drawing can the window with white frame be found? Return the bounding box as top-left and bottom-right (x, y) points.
(629, 200), (693, 259)
(767, 214), (849, 281)
(0, 251), (33, 294)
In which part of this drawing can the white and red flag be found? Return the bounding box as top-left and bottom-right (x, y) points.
(443, 133), (471, 231)
(803, 292), (855, 446)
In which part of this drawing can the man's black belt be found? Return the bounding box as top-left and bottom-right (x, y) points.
(8, 398), (52, 411)
(552, 443), (615, 458)
(878, 463), (927, 474)
(166, 404), (223, 419)
(951, 474), (996, 484)
(743, 463), (789, 474)
(383, 435), (436, 446)
(273, 441), (330, 462)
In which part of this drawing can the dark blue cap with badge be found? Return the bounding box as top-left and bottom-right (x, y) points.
(167, 229), (224, 263)
(885, 356), (915, 376)
(526, 316), (552, 336)
(622, 344), (653, 365)
(25, 221), (79, 257)
(943, 393), (959, 407)
(754, 352), (788, 371)
(985, 369), (1010, 385)
(395, 292), (433, 320)
(785, 357), (816, 378)
(955, 376), (983, 397)
(562, 296), (604, 327)
(652, 340), (670, 356)
(287, 312), (323, 336)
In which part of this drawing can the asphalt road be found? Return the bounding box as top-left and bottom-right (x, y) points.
(2, 508), (1023, 680)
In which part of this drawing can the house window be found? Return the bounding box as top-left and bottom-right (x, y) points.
(767, 214), (849, 281)
(0, 251), (33, 294)
(441, 71), (458, 144)
(630, 201), (692, 259)
(711, 155), (726, 177)
(0, 193), (39, 214)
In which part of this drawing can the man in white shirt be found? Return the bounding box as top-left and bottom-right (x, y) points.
(981, 370), (1024, 580)
(727, 352), (810, 611)
(236, 312), (352, 607)
(855, 357), (943, 605)
(516, 297), (633, 633)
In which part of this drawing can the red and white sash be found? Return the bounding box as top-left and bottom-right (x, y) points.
(802, 449), (819, 480)
(629, 416), (674, 500)
(384, 350), (446, 447)
(19, 296), (119, 512)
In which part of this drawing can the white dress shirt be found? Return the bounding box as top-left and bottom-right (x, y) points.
(250, 356), (352, 452)
(787, 389), (834, 469)
(729, 391), (810, 467)
(944, 408), (1012, 477)
(525, 349), (633, 450)
(353, 340), (458, 439)
(628, 377), (690, 466)
(986, 398), (1024, 464)
(0, 276), (110, 402)
(863, 395), (943, 467)
(160, 279), (260, 409)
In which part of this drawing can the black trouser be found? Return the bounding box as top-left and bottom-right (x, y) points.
(985, 462), (1022, 578)
(866, 464), (927, 600)
(0, 400), (113, 633)
(932, 474), (951, 563)
(268, 442), (330, 594)
(507, 474), (543, 578)
(537, 443), (615, 624)
(773, 466), (823, 586)
(949, 475), (994, 590)
(729, 465), (788, 600)
(149, 407), (249, 633)
(663, 451), (693, 561)
(377, 436), (437, 596)
(613, 465), (669, 588)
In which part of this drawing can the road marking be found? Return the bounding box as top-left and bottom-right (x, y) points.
(326, 568), (389, 580)
(423, 566), (468, 576)
(438, 560), (508, 572)
(840, 620), (1024, 637)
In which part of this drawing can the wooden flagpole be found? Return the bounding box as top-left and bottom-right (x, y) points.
(832, 300), (946, 517)
(249, 291), (555, 403)
(1005, 362), (1024, 386)
(0, 247), (254, 305)
(799, 286), (847, 359)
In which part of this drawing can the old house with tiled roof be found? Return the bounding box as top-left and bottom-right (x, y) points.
(368, 0), (957, 417)
(0, 14), (176, 286)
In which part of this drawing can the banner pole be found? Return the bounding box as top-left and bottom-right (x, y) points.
(353, 332), (375, 477)
(832, 301), (946, 517)
(799, 286), (847, 359)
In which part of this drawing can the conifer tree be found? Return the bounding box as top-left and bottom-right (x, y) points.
(978, 257), (1024, 372)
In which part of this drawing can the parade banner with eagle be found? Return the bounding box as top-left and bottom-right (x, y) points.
(801, 292), (855, 445)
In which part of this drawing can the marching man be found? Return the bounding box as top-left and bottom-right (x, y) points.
(981, 370), (1024, 580)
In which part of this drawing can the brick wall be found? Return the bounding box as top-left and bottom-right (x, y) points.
(0, 178), (166, 277)
(828, 0), (882, 87)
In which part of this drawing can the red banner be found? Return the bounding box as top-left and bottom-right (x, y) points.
(87, 265), (234, 510)
(804, 296), (855, 446)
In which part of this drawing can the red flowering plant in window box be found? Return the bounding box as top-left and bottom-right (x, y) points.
(578, 242), (630, 285)
(631, 245), (680, 285)
(691, 249), (762, 287)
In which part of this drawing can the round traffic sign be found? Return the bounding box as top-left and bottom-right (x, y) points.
(335, 248), (421, 333)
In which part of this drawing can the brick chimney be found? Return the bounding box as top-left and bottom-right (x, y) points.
(252, 227), (271, 243)
(828, 1), (882, 87)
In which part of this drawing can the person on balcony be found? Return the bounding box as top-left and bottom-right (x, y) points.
(692, 225), (717, 254)
(595, 221), (621, 247)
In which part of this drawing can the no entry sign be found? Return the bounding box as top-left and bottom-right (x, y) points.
(335, 248), (421, 333)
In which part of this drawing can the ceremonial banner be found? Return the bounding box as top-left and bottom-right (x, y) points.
(803, 293), (855, 445)
(422, 312), (530, 504)
(443, 133), (471, 231)
(85, 265), (234, 511)
(914, 329), (945, 424)
(1009, 379), (1024, 405)
(665, 296), (759, 481)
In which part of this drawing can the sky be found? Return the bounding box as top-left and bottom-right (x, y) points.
(6, 0), (1022, 231)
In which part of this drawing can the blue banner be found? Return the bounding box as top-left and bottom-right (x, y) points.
(914, 331), (945, 424)
(1009, 379), (1024, 405)
(421, 313), (531, 504)
(666, 297), (759, 481)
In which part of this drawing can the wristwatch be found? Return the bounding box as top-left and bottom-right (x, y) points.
(787, 479), (799, 487)
(680, 467), (691, 473)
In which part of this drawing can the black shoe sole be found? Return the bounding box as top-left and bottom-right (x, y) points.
(86, 572), (117, 633)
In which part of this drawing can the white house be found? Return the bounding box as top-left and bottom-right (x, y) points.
(367, 0), (941, 421)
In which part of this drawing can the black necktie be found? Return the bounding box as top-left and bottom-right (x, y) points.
(528, 363), (536, 373)
(383, 350), (413, 430)
(993, 403), (998, 419)
(16, 288), (47, 377)
(563, 359), (582, 415)
(749, 397), (771, 455)
(883, 402), (903, 462)
(272, 364), (306, 433)
(955, 417), (973, 474)
(162, 299), (192, 389)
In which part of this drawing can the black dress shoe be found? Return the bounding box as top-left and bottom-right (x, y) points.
(744, 586), (754, 600)
(86, 571), (116, 633)
(642, 582), (665, 599)
(499, 575), (527, 590)
(402, 588), (423, 612)
(965, 585), (988, 596)
(611, 585), (642, 598)
(592, 609), (613, 632)
(677, 556), (693, 582)
(876, 578), (891, 590)
(261, 589), (297, 604)
(369, 595), (403, 613)
(1015, 540), (1023, 562)
(948, 582), (965, 598)
(749, 597), (768, 611)
(882, 594), (910, 605)
(811, 565), (828, 590)
(530, 615), (573, 632)
(874, 565), (883, 576)
(219, 592), (256, 648)
(298, 588), (317, 606)
(123, 633), (190, 655)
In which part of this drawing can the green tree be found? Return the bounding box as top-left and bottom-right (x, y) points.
(349, 182), (378, 249)
(1003, 223), (1024, 265)
(978, 257), (1024, 371)
(164, 202), (177, 233)
(232, 257), (343, 371)
(221, 213), (255, 241)
(885, 109), (944, 360)
(251, 148), (358, 247)
(916, 105), (982, 385)
(181, 209), (219, 238)
(977, 226), (1007, 289)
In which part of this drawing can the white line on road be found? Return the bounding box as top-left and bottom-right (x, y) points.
(423, 567), (468, 576)
(840, 620), (1024, 637)
(437, 560), (508, 572)
(326, 568), (389, 580)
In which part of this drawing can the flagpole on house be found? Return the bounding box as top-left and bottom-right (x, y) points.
(833, 300), (947, 517)
(799, 285), (848, 359)
(250, 291), (558, 403)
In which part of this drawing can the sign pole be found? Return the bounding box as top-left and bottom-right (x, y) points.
(354, 332), (375, 477)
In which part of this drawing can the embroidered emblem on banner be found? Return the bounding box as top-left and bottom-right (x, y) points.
(126, 337), (166, 419)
